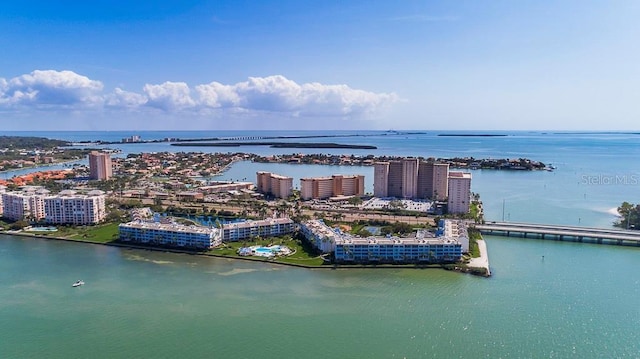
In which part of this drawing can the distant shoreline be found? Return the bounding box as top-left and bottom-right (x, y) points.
(171, 142), (378, 149)
(76, 131), (426, 145)
(438, 134), (508, 137)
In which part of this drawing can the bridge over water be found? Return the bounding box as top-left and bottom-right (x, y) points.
(475, 222), (640, 246)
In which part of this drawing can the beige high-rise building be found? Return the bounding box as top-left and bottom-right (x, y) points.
(402, 158), (419, 199)
(338, 175), (364, 197)
(300, 175), (364, 200)
(300, 177), (333, 200)
(386, 161), (404, 198)
(417, 162), (434, 199)
(271, 174), (293, 199)
(256, 171), (272, 194)
(300, 178), (314, 200)
(416, 162), (449, 201)
(373, 162), (389, 198)
(256, 172), (293, 199)
(376, 158), (451, 200)
(88, 151), (113, 180)
(447, 172), (472, 214)
(432, 163), (450, 201)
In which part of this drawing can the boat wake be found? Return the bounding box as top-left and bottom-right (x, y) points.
(607, 207), (622, 217)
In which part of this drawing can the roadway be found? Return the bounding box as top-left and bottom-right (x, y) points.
(476, 222), (640, 243)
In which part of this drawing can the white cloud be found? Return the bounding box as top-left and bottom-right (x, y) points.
(194, 81), (240, 108)
(0, 70), (103, 107)
(194, 75), (398, 116)
(0, 70), (398, 121)
(143, 81), (196, 111)
(105, 88), (148, 108)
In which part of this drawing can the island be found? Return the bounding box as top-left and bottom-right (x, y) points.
(170, 142), (378, 149)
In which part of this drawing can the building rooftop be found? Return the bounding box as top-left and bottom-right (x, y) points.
(223, 217), (294, 230)
(120, 220), (218, 235)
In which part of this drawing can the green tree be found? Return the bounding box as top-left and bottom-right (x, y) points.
(616, 202), (639, 229)
(9, 220), (29, 230)
(356, 228), (373, 237)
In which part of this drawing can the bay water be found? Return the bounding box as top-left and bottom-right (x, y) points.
(1, 131), (639, 358)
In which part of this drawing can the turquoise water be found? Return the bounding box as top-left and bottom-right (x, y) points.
(2, 130), (640, 357)
(25, 227), (58, 232)
(1, 236), (639, 358)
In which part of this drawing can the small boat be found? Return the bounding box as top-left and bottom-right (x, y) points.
(72, 280), (85, 287)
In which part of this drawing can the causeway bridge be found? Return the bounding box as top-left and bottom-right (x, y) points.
(475, 222), (640, 246)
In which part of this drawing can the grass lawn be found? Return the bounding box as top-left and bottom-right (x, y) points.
(467, 228), (482, 258)
(208, 237), (325, 266)
(56, 223), (121, 243)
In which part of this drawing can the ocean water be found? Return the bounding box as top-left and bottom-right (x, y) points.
(2, 130), (640, 357)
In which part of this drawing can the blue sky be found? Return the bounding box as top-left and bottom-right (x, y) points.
(1, 0), (638, 131)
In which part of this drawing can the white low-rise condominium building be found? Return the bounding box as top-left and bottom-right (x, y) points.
(300, 219), (464, 263)
(119, 220), (222, 249)
(221, 217), (295, 242)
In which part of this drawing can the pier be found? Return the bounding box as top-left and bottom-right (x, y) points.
(475, 222), (640, 246)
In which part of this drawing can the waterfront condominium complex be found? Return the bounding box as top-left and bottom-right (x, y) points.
(300, 219), (465, 263)
(374, 158), (450, 201)
(1, 188), (47, 221)
(300, 174), (365, 200)
(119, 220), (222, 249)
(44, 190), (107, 225)
(88, 151), (113, 180)
(2, 187), (107, 224)
(447, 172), (472, 214)
(221, 217), (295, 242)
(256, 171), (293, 199)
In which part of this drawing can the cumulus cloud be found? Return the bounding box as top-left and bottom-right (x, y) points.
(195, 75), (398, 116)
(195, 82), (241, 108)
(0, 70), (103, 107)
(0, 70), (398, 119)
(105, 88), (147, 108)
(143, 81), (196, 111)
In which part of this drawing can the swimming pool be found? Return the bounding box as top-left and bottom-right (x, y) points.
(254, 247), (274, 254)
(237, 245), (292, 258)
(25, 226), (58, 232)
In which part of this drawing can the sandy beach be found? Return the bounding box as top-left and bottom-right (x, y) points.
(467, 239), (491, 276)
